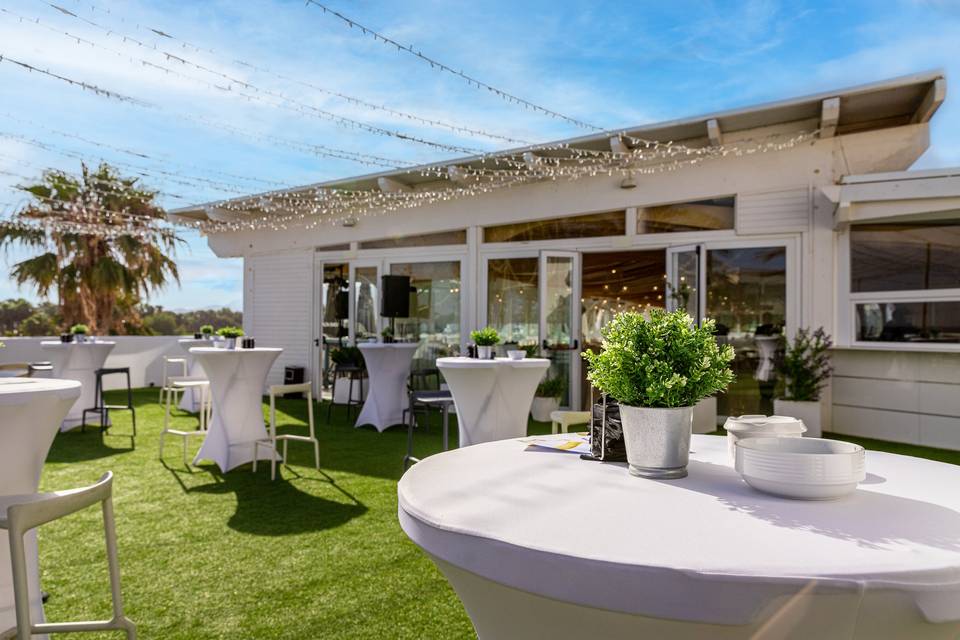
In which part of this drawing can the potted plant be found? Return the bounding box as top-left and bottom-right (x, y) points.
(329, 345), (367, 403)
(582, 309), (735, 479)
(470, 327), (501, 359)
(216, 326), (244, 349)
(531, 376), (566, 422)
(200, 324), (215, 340)
(774, 327), (832, 437)
(381, 326), (395, 344)
(70, 324), (90, 343)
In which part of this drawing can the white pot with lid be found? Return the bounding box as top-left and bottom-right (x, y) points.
(723, 414), (806, 461)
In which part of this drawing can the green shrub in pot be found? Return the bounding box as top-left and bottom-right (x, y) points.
(470, 327), (501, 359)
(773, 327), (833, 437)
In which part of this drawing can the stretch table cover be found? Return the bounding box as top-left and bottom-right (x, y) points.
(191, 347), (281, 471)
(399, 434), (960, 637)
(177, 338), (213, 412)
(355, 343), (418, 432)
(40, 341), (115, 431)
(436, 357), (549, 447)
(0, 378), (81, 636)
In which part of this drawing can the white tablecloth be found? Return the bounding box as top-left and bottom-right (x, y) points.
(191, 347), (281, 472)
(0, 378), (81, 636)
(177, 338), (212, 412)
(355, 343), (419, 432)
(399, 434), (960, 639)
(436, 357), (549, 447)
(40, 341), (116, 431)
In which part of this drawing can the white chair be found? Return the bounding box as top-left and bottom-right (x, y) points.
(0, 471), (136, 639)
(159, 379), (212, 466)
(550, 410), (592, 434)
(254, 382), (318, 481)
(158, 356), (188, 403)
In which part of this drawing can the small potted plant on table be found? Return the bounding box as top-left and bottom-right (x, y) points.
(217, 326), (245, 349)
(531, 375), (566, 422)
(200, 324), (215, 340)
(470, 327), (501, 359)
(774, 327), (833, 437)
(582, 309), (735, 479)
(70, 324), (90, 343)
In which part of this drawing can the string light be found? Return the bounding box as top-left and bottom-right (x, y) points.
(304, 0), (602, 131)
(0, 54), (144, 104)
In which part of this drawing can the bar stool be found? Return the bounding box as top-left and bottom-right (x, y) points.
(159, 379), (212, 467)
(404, 390), (454, 470)
(253, 382), (319, 481)
(158, 356), (188, 403)
(326, 364), (365, 423)
(0, 471), (136, 639)
(550, 410), (592, 434)
(82, 367), (136, 436)
(402, 368), (443, 427)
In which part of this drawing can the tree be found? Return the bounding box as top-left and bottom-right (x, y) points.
(0, 163), (182, 334)
(0, 298), (34, 334)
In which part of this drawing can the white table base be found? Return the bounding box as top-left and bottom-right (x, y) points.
(192, 348), (282, 472)
(355, 344), (418, 432)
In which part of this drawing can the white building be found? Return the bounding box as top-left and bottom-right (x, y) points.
(173, 70), (960, 449)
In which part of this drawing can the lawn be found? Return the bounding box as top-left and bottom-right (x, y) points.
(36, 389), (960, 638)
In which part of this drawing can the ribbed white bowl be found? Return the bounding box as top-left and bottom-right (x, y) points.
(734, 437), (866, 500)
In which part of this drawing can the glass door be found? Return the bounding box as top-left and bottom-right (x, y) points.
(539, 251), (581, 409)
(349, 261), (381, 343)
(666, 244), (703, 321)
(316, 261), (349, 394)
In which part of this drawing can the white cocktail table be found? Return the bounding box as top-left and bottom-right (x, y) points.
(190, 347), (282, 471)
(177, 338), (213, 412)
(399, 434), (960, 639)
(40, 340), (116, 431)
(0, 378), (81, 636)
(355, 343), (419, 432)
(436, 357), (549, 446)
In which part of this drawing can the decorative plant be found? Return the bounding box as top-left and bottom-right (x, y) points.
(582, 309), (735, 408)
(381, 326), (394, 341)
(470, 327), (501, 347)
(521, 342), (540, 358)
(536, 375), (566, 399)
(330, 346), (363, 367)
(70, 323), (89, 335)
(216, 326), (244, 339)
(200, 324), (214, 335)
(776, 327), (832, 402)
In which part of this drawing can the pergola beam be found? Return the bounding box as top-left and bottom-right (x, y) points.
(377, 177), (412, 193)
(706, 119), (723, 146)
(609, 136), (630, 155)
(911, 78), (946, 124)
(819, 97), (840, 138)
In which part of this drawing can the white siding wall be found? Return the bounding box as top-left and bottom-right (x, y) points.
(831, 350), (960, 450)
(736, 186), (811, 235)
(246, 251), (313, 388)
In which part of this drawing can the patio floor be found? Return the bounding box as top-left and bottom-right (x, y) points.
(36, 388), (960, 639)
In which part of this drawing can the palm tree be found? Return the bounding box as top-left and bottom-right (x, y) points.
(0, 162), (182, 334)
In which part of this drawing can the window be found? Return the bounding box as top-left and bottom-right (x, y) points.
(847, 221), (960, 347)
(390, 261), (461, 363)
(483, 211), (625, 243)
(637, 197), (735, 234)
(486, 257), (538, 344)
(360, 229), (466, 249)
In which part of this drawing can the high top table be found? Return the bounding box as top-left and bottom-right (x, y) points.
(399, 433), (960, 639)
(355, 343), (419, 432)
(190, 347), (282, 472)
(0, 378), (81, 637)
(177, 338), (215, 412)
(436, 357), (550, 447)
(40, 340), (116, 431)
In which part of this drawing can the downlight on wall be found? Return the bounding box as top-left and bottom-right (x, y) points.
(620, 175), (637, 189)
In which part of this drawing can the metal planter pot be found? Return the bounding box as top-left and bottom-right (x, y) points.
(618, 404), (694, 479)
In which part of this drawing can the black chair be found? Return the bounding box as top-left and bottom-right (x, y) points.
(326, 364), (365, 423)
(82, 367), (136, 436)
(402, 367), (443, 427)
(404, 389), (454, 470)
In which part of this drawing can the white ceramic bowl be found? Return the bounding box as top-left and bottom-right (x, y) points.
(735, 437), (865, 500)
(724, 415), (806, 460)
(507, 350), (526, 360)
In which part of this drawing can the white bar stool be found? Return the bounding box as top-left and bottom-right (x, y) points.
(159, 379), (212, 466)
(550, 410), (592, 434)
(158, 356), (188, 404)
(0, 471), (136, 639)
(253, 382), (319, 481)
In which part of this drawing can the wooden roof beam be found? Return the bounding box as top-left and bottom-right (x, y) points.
(820, 97), (840, 138)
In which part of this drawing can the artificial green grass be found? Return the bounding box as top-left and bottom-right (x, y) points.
(36, 391), (960, 638)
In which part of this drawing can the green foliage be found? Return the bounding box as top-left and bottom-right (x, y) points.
(330, 346), (363, 366)
(470, 326), (501, 346)
(20, 310), (59, 336)
(200, 324), (214, 335)
(70, 323), (89, 334)
(581, 309), (735, 408)
(536, 375), (566, 399)
(521, 343), (540, 358)
(216, 326), (244, 339)
(776, 327), (832, 401)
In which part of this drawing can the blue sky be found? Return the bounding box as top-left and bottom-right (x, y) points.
(1, 0), (958, 310)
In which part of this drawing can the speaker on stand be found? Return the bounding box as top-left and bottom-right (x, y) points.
(381, 275), (411, 339)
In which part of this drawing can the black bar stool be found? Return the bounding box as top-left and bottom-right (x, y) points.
(404, 389), (454, 470)
(82, 367), (136, 436)
(326, 364), (365, 423)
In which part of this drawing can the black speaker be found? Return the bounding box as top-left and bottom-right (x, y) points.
(334, 290), (349, 320)
(381, 275), (411, 318)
